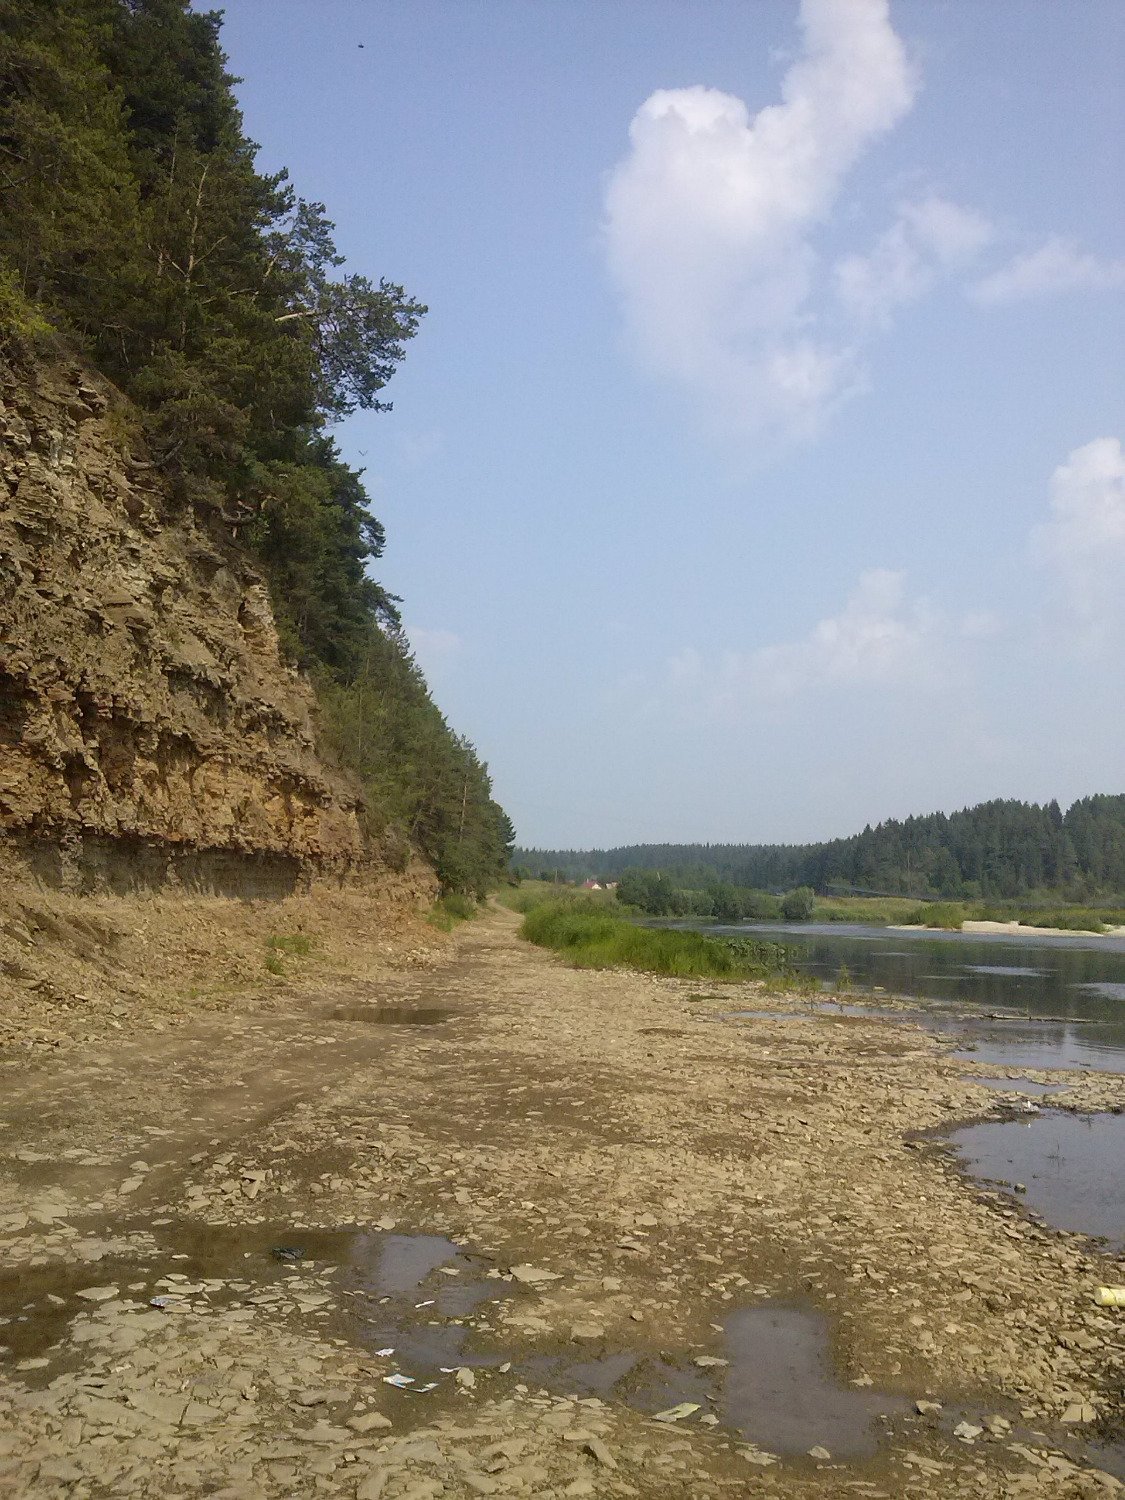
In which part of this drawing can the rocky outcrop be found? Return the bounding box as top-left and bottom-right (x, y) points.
(0, 345), (373, 895)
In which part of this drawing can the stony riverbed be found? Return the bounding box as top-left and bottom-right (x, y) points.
(1, 907), (1123, 1498)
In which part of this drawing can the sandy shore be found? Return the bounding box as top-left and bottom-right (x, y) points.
(893, 921), (1125, 939)
(961, 921), (1125, 939)
(1, 905), (1122, 1497)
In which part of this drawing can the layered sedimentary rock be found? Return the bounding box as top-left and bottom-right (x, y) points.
(0, 346), (369, 894)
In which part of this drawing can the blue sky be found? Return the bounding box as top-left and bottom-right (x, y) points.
(214, 0), (1125, 848)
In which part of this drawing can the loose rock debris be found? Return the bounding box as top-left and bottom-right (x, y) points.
(0, 907), (1123, 1496)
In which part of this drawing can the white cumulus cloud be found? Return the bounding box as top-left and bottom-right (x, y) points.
(972, 236), (1125, 304)
(1033, 437), (1125, 644)
(603, 0), (916, 438)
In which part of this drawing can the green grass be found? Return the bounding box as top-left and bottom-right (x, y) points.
(495, 879), (624, 915)
(266, 933), (315, 956)
(519, 900), (794, 981)
(812, 895), (922, 925)
(427, 892), (480, 931)
(959, 903), (1123, 932)
(1019, 908), (1107, 933)
(263, 931), (315, 977)
(903, 901), (966, 930)
(494, 880), (556, 915)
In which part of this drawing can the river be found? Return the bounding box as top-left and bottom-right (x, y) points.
(706, 919), (1125, 1073)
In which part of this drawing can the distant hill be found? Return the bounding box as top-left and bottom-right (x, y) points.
(515, 795), (1125, 901)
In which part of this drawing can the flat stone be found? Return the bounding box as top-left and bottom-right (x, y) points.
(348, 1412), (393, 1433)
(1060, 1403), (1095, 1424)
(129, 1392), (188, 1426)
(39, 1459), (84, 1482)
(585, 1436), (616, 1468)
(569, 1323), (605, 1341)
(182, 1401), (223, 1426)
(509, 1265), (562, 1285)
(296, 1388), (350, 1407)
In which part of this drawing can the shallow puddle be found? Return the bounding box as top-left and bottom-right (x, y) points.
(965, 1077), (1064, 1096)
(522, 1349), (641, 1400)
(321, 1006), (453, 1025)
(0, 1222), (491, 1370)
(1, 1218), (911, 1459)
(365, 1232), (462, 1295)
(724, 1010), (807, 1022)
(719, 1306), (905, 1456)
(519, 1305), (905, 1458)
(813, 1002), (916, 1020)
(951, 1110), (1125, 1244)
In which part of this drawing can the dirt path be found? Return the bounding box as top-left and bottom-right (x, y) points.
(1, 906), (1122, 1498)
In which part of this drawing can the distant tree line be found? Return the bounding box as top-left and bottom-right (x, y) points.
(516, 796), (1125, 903)
(0, 0), (513, 892)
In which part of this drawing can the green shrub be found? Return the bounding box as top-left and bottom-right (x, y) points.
(905, 902), (965, 930)
(780, 886), (816, 921)
(427, 892), (479, 931)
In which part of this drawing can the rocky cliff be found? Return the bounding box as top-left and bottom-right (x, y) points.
(0, 345), (375, 896)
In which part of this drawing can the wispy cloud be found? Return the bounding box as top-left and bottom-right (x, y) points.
(651, 569), (947, 721)
(835, 195), (994, 328)
(1033, 436), (1125, 645)
(603, 0), (916, 438)
(743, 568), (937, 696)
(971, 236), (1125, 304)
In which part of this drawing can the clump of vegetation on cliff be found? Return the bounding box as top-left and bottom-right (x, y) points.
(0, 0), (511, 893)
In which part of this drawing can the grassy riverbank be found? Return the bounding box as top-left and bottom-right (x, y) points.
(519, 899), (794, 981)
(902, 901), (1125, 933)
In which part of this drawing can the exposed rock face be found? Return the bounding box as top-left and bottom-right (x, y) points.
(0, 346), (372, 894)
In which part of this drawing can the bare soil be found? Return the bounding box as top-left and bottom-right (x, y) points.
(1, 903), (1123, 1499)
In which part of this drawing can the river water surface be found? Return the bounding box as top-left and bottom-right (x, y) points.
(708, 920), (1125, 1074)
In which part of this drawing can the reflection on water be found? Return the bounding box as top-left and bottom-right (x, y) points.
(719, 1305), (906, 1456)
(700, 920), (1125, 1073)
(965, 964), (1043, 978)
(952, 1111), (1125, 1245)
